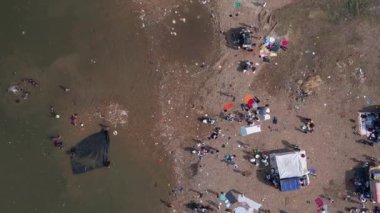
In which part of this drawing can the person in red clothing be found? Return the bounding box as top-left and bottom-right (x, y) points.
(71, 113), (78, 126)
(51, 135), (63, 149)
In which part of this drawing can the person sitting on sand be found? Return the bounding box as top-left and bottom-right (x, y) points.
(71, 113), (78, 126)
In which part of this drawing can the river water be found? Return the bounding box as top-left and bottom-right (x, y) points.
(0, 0), (214, 212)
(0, 0), (173, 212)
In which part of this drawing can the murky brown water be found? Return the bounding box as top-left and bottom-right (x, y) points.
(0, 0), (214, 212)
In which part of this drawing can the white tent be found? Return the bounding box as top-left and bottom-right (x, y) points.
(269, 150), (308, 179)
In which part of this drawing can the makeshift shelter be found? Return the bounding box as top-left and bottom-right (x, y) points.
(268, 150), (309, 191)
(370, 166), (380, 203)
(358, 105), (380, 143)
(353, 164), (370, 202)
(239, 28), (253, 50)
(68, 130), (111, 174)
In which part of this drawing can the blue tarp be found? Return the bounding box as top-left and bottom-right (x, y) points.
(226, 191), (238, 204)
(280, 177), (300, 192)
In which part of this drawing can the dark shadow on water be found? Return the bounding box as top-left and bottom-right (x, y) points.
(67, 130), (110, 175)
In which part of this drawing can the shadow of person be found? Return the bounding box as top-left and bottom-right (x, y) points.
(67, 129), (110, 174)
(281, 140), (294, 149)
(296, 115), (311, 123)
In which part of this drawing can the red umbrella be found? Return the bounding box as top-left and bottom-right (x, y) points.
(223, 102), (234, 111)
(281, 40), (289, 47)
(248, 99), (254, 109)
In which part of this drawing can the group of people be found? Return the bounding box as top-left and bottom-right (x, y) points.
(49, 85), (84, 149)
(8, 78), (40, 102)
(208, 127), (221, 140)
(300, 118), (315, 134)
(249, 152), (269, 167)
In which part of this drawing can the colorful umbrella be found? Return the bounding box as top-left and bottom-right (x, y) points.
(223, 102), (234, 111)
(243, 95), (253, 104)
(248, 99), (254, 109)
(281, 40), (289, 47)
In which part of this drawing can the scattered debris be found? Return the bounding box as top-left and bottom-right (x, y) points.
(95, 102), (128, 128)
(299, 75), (322, 96)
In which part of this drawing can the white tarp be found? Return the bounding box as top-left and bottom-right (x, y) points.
(240, 125), (261, 136)
(234, 194), (262, 213)
(234, 206), (250, 213)
(270, 150), (308, 179)
(358, 112), (371, 136)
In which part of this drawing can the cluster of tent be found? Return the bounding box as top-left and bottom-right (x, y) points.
(267, 150), (310, 192)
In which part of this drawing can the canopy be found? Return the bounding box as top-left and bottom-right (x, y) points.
(237, 194), (262, 211)
(224, 102), (234, 111)
(234, 207), (249, 213)
(243, 95), (253, 104)
(280, 177), (301, 192)
(270, 150), (308, 179)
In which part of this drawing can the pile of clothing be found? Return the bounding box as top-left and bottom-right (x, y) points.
(259, 36), (288, 62)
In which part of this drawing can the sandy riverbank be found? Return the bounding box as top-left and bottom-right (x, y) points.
(137, 0), (380, 212)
